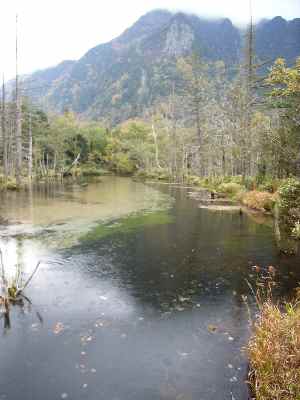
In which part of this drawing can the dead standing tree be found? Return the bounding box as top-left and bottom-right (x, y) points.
(1, 76), (8, 180)
(15, 14), (22, 186)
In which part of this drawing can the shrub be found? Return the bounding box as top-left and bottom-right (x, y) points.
(292, 221), (300, 239)
(278, 178), (300, 210)
(4, 178), (19, 191)
(135, 168), (170, 181)
(242, 191), (276, 211)
(149, 168), (170, 181)
(257, 178), (282, 193)
(277, 178), (300, 232)
(247, 296), (300, 400)
(0, 176), (19, 191)
(112, 153), (136, 175)
(185, 175), (204, 186)
(229, 175), (244, 185)
(218, 182), (245, 196)
(81, 164), (107, 177)
(242, 176), (256, 190)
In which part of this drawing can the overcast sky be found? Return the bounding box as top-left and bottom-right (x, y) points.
(1, 0), (300, 80)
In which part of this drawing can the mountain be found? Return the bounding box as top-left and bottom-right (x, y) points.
(255, 16), (300, 64)
(22, 10), (300, 124)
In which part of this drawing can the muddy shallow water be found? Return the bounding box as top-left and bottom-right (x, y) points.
(0, 177), (299, 400)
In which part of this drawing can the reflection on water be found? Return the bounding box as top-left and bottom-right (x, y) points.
(0, 177), (172, 248)
(0, 177), (171, 225)
(0, 178), (300, 400)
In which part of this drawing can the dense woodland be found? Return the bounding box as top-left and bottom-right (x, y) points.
(0, 17), (299, 189)
(1, 57), (299, 187)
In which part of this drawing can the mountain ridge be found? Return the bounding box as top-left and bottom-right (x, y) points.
(22, 10), (300, 123)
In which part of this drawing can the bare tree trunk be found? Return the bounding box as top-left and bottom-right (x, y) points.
(28, 111), (32, 178)
(1, 76), (8, 179)
(151, 115), (161, 169)
(46, 153), (49, 176)
(53, 152), (57, 173)
(170, 82), (178, 180)
(243, 0), (255, 177)
(15, 15), (22, 186)
(8, 114), (14, 176)
(63, 153), (81, 177)
(195, 102), (202, 146)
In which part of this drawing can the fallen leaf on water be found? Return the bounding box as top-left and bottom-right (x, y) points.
(31, 323), (39, 331)
(177, 351), (190, 357)
(178, 296), (190, 302)
(207, 324), (217, 333)
(53, 322), (64, 335)
(268, 265), (276, 275)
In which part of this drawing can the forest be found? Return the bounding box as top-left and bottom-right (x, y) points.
(1, 55), (300, 185)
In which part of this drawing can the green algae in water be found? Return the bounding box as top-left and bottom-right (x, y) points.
(81, 210), (174, 242)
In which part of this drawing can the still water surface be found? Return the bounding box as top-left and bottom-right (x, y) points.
(0, 177), (299, 400)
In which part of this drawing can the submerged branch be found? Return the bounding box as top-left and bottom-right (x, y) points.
(18, 261), (41, 293)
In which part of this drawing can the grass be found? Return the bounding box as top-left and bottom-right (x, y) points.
(247, 289), (300, 400)
(81, 210), (174, 242)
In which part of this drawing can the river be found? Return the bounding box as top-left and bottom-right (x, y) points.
(0, 177), (299, 400)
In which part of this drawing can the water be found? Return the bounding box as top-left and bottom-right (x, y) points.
(0, 177), (299, 400)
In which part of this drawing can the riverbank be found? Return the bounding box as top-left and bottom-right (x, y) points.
(0, 165), (111, 191)
(135, 171), (280, 211)
(137, 172), (300, 235)
(247, 289), (300, 399)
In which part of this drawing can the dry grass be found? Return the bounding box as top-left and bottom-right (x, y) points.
(247, 292), (300, 400)
(241, 191), (276, 212)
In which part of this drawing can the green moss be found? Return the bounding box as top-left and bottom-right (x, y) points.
(81, 210), (174, 242)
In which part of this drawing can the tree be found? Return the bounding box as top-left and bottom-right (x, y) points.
(264, 57), (300, 176)
(1, 76), (8, 179)
(15, 15), (22, 186)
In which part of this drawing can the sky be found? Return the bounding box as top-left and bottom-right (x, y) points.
(1, 0), (300, 80)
